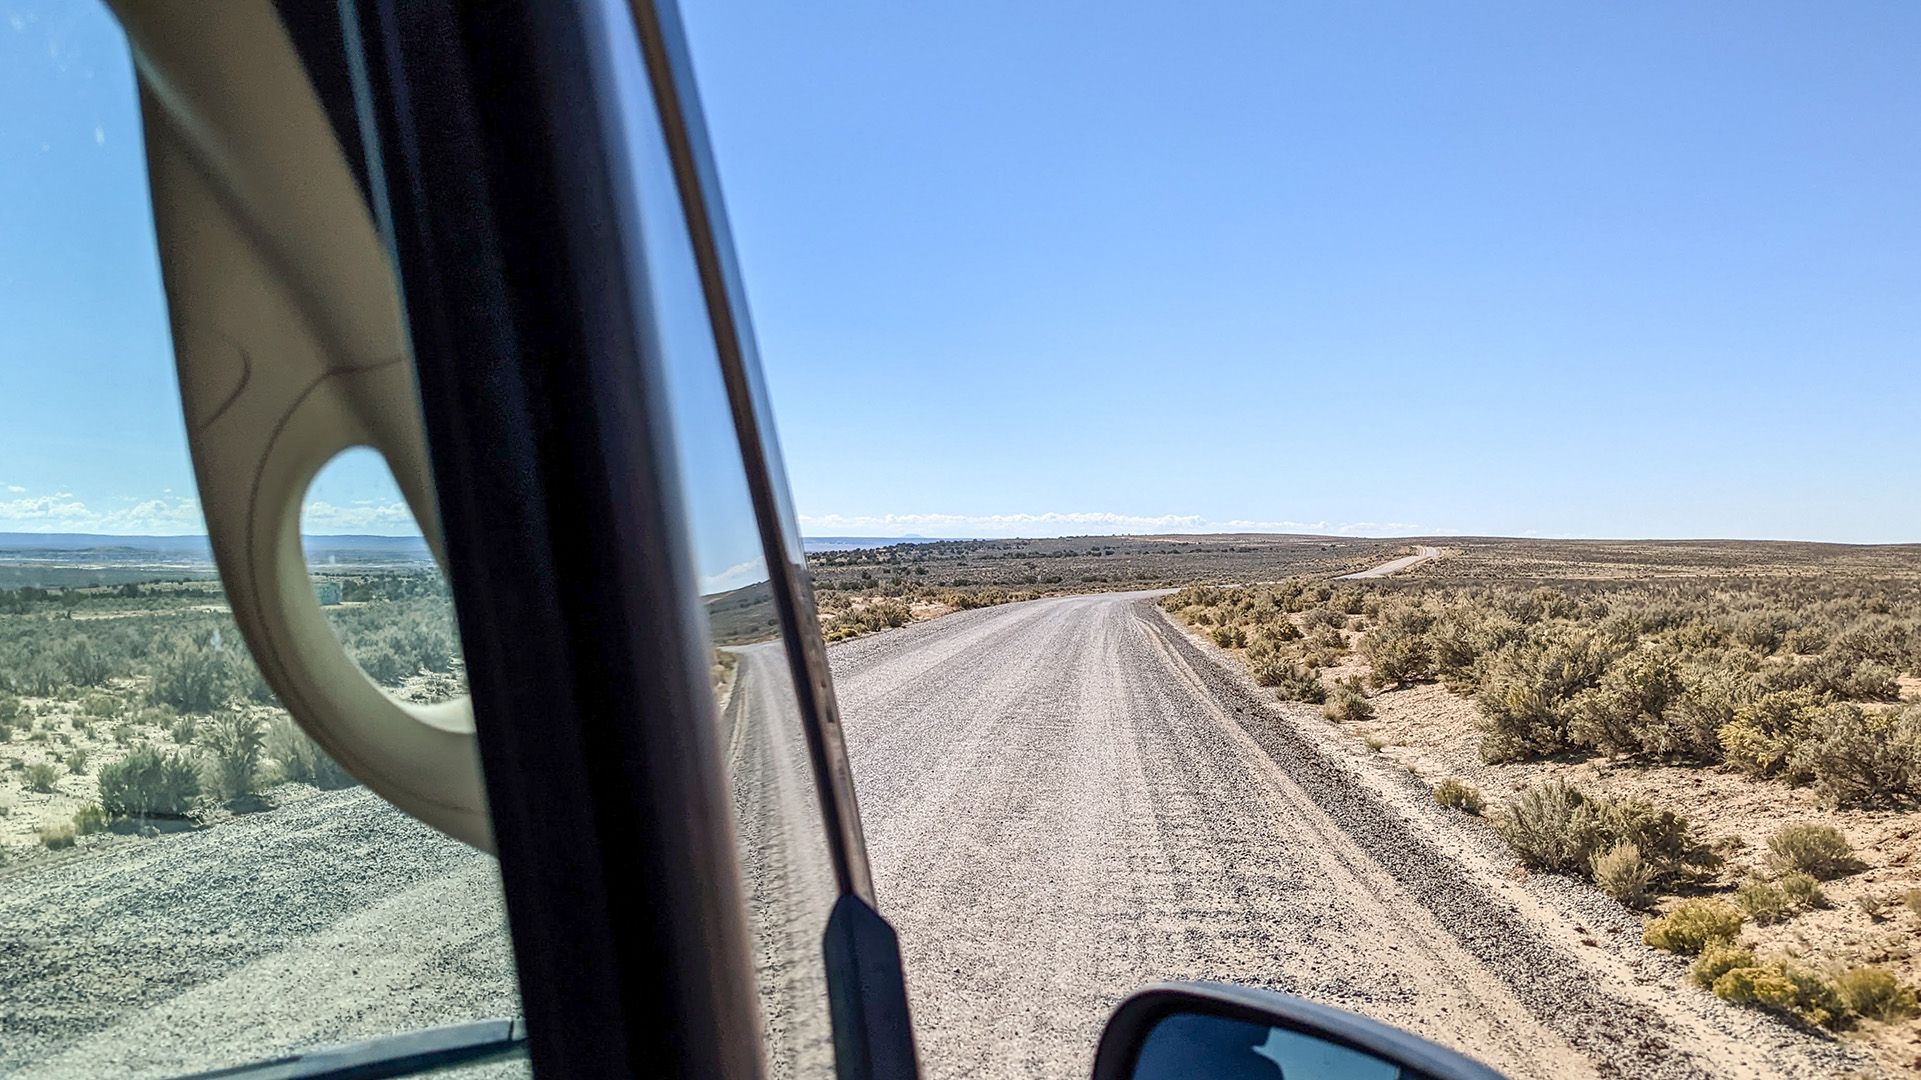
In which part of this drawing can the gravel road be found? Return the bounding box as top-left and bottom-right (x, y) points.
(0, 787), (523, 1079)
(1338, 544), (1441, 578)
(829, 591), (1872, 1080)
(0, 576), (1876, 1079)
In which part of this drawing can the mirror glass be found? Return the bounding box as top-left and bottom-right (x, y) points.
(1133, 1011), (1405, 1080)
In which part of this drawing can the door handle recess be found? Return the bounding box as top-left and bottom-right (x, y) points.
(114, 0), (492, 850)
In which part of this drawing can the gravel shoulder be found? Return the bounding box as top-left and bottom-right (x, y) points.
(829, 591), (1874, 1079)
(0, 787), (522, 1079)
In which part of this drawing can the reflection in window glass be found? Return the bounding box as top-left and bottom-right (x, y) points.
(593, 2), (843, 1075)
(0, 5), (522, 1077)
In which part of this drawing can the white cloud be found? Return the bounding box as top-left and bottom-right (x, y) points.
(0, 487), (419, 536)
(93, 123), (104, 146)
(300, 499), (420, 534)
(796, 511), (1428, 539)
(0, 491), (204, 533)
(698, 558), (768, 595)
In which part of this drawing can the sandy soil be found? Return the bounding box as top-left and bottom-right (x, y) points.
(830, 591), (1871, 1079)
(1351, 678), (1921, 1076)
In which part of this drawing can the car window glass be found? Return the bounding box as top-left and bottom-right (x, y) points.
(589, 1), (843, 1075)
(0, 5), (524, 1077)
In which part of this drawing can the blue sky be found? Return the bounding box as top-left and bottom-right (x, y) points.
(3, 2), (1918, 542)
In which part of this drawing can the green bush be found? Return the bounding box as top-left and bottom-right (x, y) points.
(64, 748), (88, 775)
(1322, 681), (1374, 723)
(25, 761), (59, 793)
(1476, 629), (1616, 762)
(1591, 841), (1651, 908)
(1787, 704), (1919, 807)
(1719, 689), (1821, 778)
(1832, 965), (1919, 1022)
(1568, 653), (1686, 759)
(1689, 940), (1756, 988)
(1209, 624), (1247, 649)
(97, 745), (201, 821)
(1766, 823), (1857, 880)
(1496, 781), (1714, 886)
(39, 820), (76, 849)
(72, 802), (107, 835)
(1734, 873), (1825, 925)
(1432, 778), (1484, 815)
(1644, 899), (1745, 956)
(201, 712), (266, 801)
(148, 642), (238, 713)
(268, 717), (357, 790)
(1362, 626), (1431, 689)
(1496, 781), (1591, 874)
(1711, 960), (1845, 1028)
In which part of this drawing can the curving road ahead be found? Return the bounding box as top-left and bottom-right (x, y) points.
(1337, 544), (1441, 579)
(0, 574), (1867, 1080)
(829, 591), (1862, 1080)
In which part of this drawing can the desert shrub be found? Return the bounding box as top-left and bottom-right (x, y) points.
(1767, 824), (1857, 880)
(1591, 841), (1652, 909)
(1727, 613), (1790, 654)
(201, 712), (266, 801)
(1254, 660), (1324, 703)
(1711, 960), (1846, 1028)
(1766, 652), (1900, 702)
(1362, 625), (1431, 689)
(1719, 689), (1822, 778)
(39, 821), (76, 849)
(170, 715), (198, 744)
(1496, 781), (1591, 874)
(1298, 607), (1346, 632)
(1787, 704), (1919, 807)
(1734, 873), (1825, 925)
(1644, 899), (1746, 956)
(1568, 652), (1686, 759)
(25, 761), (59, 793)
(1689, 941), (1756, 988)
(1322, 681), (1374, 723)
(57, 637), (115, 688)
(148, 642), (238, 713)
(64, 748), (88, 775)
(1476, 628), (1616, 762)
(1432, 778), (1484, 815)
(268, 717), (356, 789)
(97, 745), (201, 821)
(1662, 666), (1752, 762)
(1209, 624), (1247, 649)
(1834, 966), (1920, 1022)
(72, 802), (108, 835)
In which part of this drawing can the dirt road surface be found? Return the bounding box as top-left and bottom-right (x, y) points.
(830, 592), (1870, 1080)
(1338, 544), (1441, 578)
(0, 573), (1876, 1078)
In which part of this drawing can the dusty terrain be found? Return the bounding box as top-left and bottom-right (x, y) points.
(829, 586), (1871, 1079)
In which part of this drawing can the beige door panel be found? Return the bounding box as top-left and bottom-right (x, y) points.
(112, 1), (491, 849)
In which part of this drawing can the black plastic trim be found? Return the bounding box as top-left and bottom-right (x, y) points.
(341, 1), (765, 1076)
(822, 895), (922, 1080)
(620, 0), (877, 902)
(174, 1019), (526, 1080)
(1092, 982), (1508, 1080)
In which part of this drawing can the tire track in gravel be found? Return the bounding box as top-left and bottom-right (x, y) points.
(828, 591), (1870, 1080)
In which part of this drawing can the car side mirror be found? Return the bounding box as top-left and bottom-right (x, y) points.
(1093, 983), (1506, 1080)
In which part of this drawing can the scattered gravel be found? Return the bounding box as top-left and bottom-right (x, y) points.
(0, 787), (522, 1079)
(830, 591), (1877, 1080)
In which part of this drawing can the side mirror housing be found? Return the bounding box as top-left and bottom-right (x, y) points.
(1094, 983), (1506, 1080)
